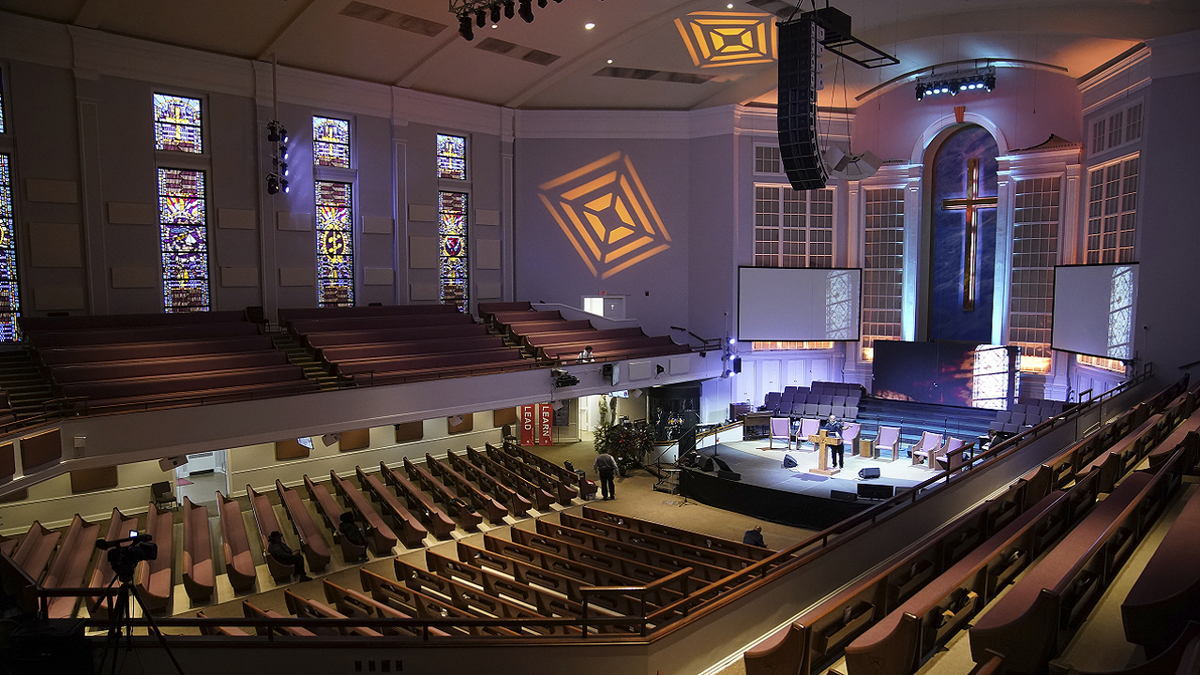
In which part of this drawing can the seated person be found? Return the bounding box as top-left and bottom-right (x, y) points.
(267, 530), (312, 582)
(338, 512), (368, 561)
(577, 345), (595, 363)
(743, 525), (767, 548)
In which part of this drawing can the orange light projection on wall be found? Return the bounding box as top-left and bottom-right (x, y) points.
(674, 12), (776, 68)
(538, 152), (671, 280)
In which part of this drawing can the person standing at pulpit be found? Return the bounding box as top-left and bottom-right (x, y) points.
(826, 414), (845, 469)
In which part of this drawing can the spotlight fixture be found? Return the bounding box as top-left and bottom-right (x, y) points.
(475, 8), (486, 27)
(266, 173), (280, 195)
(538, 0), (547, 6)
(267, 121), (280, 143)
(453, 0), (561, 37)
(489, 3), (500, 22)
(518, 0), (534, 23)
(503, 0), (514, 19)
(916, 66), (996, 101)
(458, 13), (474, 39)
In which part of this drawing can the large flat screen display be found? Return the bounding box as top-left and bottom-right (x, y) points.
(1051, 263), (1139, 361)
(737, 267), (862, 342)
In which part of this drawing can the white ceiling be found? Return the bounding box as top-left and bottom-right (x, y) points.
(1, 0), (1197, 110)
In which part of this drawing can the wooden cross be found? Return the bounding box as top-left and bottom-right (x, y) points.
(808, 429), (841, 474)
(942, 157), (998, 312)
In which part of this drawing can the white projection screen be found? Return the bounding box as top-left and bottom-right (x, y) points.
(738, 267), (862, 341)
(1051, 263), (1139, 361)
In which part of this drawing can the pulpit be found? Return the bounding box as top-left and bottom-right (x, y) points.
(807, 429), (841, 476)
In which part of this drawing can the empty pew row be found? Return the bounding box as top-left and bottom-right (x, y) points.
(532, 519), (726, 584)
(303, 323), (490, 351)
(243, 599), (316, 637)
(28, 320), (261, 348)
(522, 327), (649, 351)
(48, 350), (290, 384)
(61, 364), (319, 411)
(745, 474), (1049, 675)
(486, 444), (577, 505)
(376, 462), (456, 540)
(537, 336), (690, 362)
(447, 448), (532, 517)
(284, 309), (471, 337)
(424, 453), (509, 524)
(401, 457), (483, 531)
(279, 303), (463, 326)
(558, 512), (756, 572)
(36, 335), (275, 366)
(86, 508), (138, 619)
(491, 442), (586, 502)
(509, 320), (603, 342)
(137, 504), (174, 613)
(323, 578), (452, 638)
(466, 445), (557, 511)
(182, 496), (216, 602)
(20, 311), (248, 334)
(42, 514), (100, 619)
(9, 521), (60, 583)
(355, 465), (431, 547)
(360, 567), (522, 636)
(284, 589), (383, 637)
(217, 491), (258, 592)
(968, 448), (1188, 675)
(317, 334), (505, 366)
(581, 506), (773, 561)
(333, 347), (525, 379)
(488, 531), (676, 589)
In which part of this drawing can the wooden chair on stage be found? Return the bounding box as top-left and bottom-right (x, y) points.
(797, 418), (820, 451)
(768, 418), (792, 450)
(841, 423), (861, 455)
(911, 431), (944, 467)
(874, 426), (901, 461)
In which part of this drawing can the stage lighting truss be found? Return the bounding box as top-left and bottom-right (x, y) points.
(264, 120), (290, 195)
(915, 66), (996, 101)
(451, 0), (564, 39)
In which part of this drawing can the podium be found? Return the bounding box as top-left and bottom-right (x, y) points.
(807, 429), (841, 476)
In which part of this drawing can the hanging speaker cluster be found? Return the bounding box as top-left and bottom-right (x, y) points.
(777, 17), (827, 191)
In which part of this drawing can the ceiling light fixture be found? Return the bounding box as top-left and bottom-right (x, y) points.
(489, 3), (501, 22)
(458, 12), (474, 39)
(518, 0), (534, 22)
(503, 0), (514, 19)
(585, 22), (595, 29)
(916, 65), (996, 101)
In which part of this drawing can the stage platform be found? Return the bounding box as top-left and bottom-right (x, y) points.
(678, 439), (933, 531)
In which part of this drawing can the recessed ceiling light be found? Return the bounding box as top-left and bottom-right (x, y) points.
(585, 22), (595, 29)
(727, 3), (733, 7)
(607, 59), (613, 64)
(491, 23), (498, 28)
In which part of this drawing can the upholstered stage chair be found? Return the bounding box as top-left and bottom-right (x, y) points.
(874, 426), (901, 461)
(769, 417), (792, 450)
(911, 431), (944, 467)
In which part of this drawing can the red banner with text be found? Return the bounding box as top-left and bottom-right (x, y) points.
(538, 404), (554, 446)
(519, 404), (555, 445)
(519, 405), (537, 445)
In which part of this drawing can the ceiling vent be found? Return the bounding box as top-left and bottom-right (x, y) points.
(476, 38), (561, 66)
(594, 67), (714, 85)
(339, 2), (447, 37)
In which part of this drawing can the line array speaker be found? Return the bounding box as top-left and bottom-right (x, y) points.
(777, 17), (827, 191)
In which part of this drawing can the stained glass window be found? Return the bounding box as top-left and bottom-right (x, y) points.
(157, 168), (210, 312)
(153, 94), (202, 154)
(439, 191), (468, 312)
(313, 116), (350, 168)
(1107, 265), (1134, 361)
(316, 181), (354, 307)
(0, 155), (20, 340)
(971, 345), (1011, 410)
(437, 134), (466, 180)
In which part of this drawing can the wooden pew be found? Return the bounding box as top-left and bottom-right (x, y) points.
(286, 312), (472, 336)
(497, 441), (595, 500)
(534, 519), (722, 583)
(399, 457), (482, 531)
(317, 334), (504, 365)
(495, 531), (679, 592)
(283, 589), (383, 637)
(969, 451), (1186, 675)
(425, 453), (509, 524)
(844, 490), (1074, 675)
(275, 479), (331, 572)
(486, 443), (577, 505)
(88, 508), (139, 619)
(303, 323), (489, 350)
(521, 326), (647, 351)
(1121, 476), (1200, 657)
(359, 567), (520, 637)
(60, 363), (315, 406)
(582, 506), (773, 561)
(322, 579), (451, 637)
(536, 335), (686, 361)
(196, 610), (250, 636)
(394, 558), (579, 636)
(333, 346), (521, 377)
(42, 514), (101, 618)
(447, 448), (531, 517)
(30, 321), (260, 348)
(217, 491), (258, 592)
(182, 496), (215, 601)
(21, 310), (246, 333)
(490, 309), (562, 325)
(1148, 416), (1200, 471)
(49, 350), (289, 383)
(503, 319), (593, 340)
(328, 470), (398, 555)
(10, 521), (59, 585)
(243, 599), (316, 637)
(279, 303), (461, 325)
(137, 503), (175, 612)
(374, 462), (454, 540)
(559, 512), (755, 572)
(477, 301), (533, 321)
(354, 466), (430, 548)
(36, 334), (275, 366)
(466, 445), (555, 511)
(303, 474), (367, 563)
(248, 484), (297, 582)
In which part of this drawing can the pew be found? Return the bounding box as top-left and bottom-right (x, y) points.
(278, 303), (461, 325)
(43, 514), (101, 618)
(287, 313), (473, 338)
(359, 567), (521, 637)
(136, 503), (175, 612)
(400, 457), (482, 531)
(248, 484), (297, 582)
(447, 448), (531, 517)
(283, 589), (383, 637)
(332, 346), (521, 377)
(36, 334), (275, 366)
(60, 363), (316, 409)
(534, 519), (722, 583)
(21, 310), (246, 333)
(1121, 478), (1200, 657)
(196, 610), (250, 636)
(559, 512), (755, 572)
(182, 496), (216, 601)
(499, 441), (596, 500)
(10, 520), (60, 583)
(373, 462), (454, 540)
(1148, 416), (1200, 471)
(1062, 621), (1200, 675)
(522, 327), (647, 351)
(88, 508), (140, 620)
(477, 301), (533, 321)
(500, 530), (677, 588)
(425, 452), (509, 523)
(217, 491), (258, 592)
(503, 319), (594, 340)
(303, 323), (489, 350)
(844, 490), (1073, 675)
(303, 474), (368, 563)
(322, 579), (451, 637)
(489, 309), (562, 325)
(581, 506), (774, 560)
(275, 479), (331, 572)
(243, 600), (316, 637)
(466, 445), (555, 510)
(49, 350), (289, 383)
(328, 470), (398, 555)
(354, 465), (430, 547)
(536, 335), (688, 362)
(489, 442), (581, 503)
(969, 451), (1186, 675)
(30, 321), (260, 348)
(317, 334), (504, 365)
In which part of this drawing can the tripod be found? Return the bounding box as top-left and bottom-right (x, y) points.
(92, 573), (186, 675)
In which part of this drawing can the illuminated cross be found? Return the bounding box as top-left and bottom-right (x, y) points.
(941, 158), (997, 312)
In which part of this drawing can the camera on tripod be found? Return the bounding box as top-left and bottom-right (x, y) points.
(96, 532), (158, 583)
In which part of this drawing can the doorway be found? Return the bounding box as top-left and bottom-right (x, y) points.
(174, 449), (230, 508)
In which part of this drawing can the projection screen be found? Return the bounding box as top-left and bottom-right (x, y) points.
(737, 267), (862, 342)
(1051, 263), (1139, 361)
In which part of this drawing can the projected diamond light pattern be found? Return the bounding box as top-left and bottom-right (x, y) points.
(674, 12), (776, 68)
(539, 152), (671, 280)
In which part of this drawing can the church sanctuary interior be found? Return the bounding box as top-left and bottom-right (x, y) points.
(2, 0), (1200, 674)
